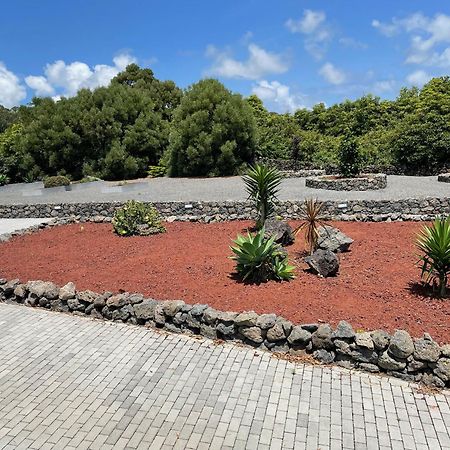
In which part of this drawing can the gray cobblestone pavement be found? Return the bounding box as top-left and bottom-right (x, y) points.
(0, 175), (449, 205)
(0, 304), (449, 450)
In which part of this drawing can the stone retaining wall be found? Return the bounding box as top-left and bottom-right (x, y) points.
(1, 278), (449, 388)
(1, 197), (449, 222)
(438, 173), (450, 183)
(305, 174), (388, 191)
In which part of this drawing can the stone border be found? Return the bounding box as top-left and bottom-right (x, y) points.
(1, 197), (449, 223)
(438, 173), (450, 183)
(306, 174), (388, 191)
(0, 277), (448, 388)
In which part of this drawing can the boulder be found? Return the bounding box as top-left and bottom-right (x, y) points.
(13, 284), (27, 300)
(287, 326), (312, 345)
(266, 323), (286, 342)
(3, 279), (20, 296)
(355, 332), (374, 350)
(154, 304), (165, 325)
(371, 330), (390, 350)
(311, 324), (334, 349)
(133, 299), (158, 320)
(317, 225), (353, 253)
(313, 349), (335, 364)
(332, 321), (355, 340)
(441, 344), (450, 358)
(59, 282), (76, 301)
(203, 308), (219, 324)
(106, 293), (129, 309)
(256, 314), (277, 330)
(304, 249), (339, 277)
(413, 334), (441, 363)
(27, 280), (59, 300)
(77, 290), (98, 304)
(264, 219), (294, 246)
(234, 311), (259, 327)
(388, 330), (414, 359)
(378, 351), (406, 371)
(434, 358), (450, 382)
(189, 304), (208, 316)
(162, 300), (185, 317)
(240, 326), (264, 344)
(216, 322), (235, 337)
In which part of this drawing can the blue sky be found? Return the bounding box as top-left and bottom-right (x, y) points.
(1, 0), (449, 112)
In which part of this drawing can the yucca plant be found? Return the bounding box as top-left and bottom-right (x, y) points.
(230, 227), (295, 283)
(416, 216), (450, 297)
(294, 198), (328, 255)
(242, 164), (283, 229)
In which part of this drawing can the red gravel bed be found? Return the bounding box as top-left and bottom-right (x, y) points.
(1, 221), (449, 343)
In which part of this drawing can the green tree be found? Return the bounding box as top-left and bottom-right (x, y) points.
(169, 79), (256, 177)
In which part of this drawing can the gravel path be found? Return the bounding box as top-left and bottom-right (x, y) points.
(0, 303), (449, 449)
(0, 175), (448, 205)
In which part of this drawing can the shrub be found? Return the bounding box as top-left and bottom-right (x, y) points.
(242, 164), (283, 229)
(112, 200), (166, 236)
(147, 165), (167, 178)
(416, 216), (450, 297)
(294, 198), (327, 255)
(0, 173), (9, 186)
(43, 175), (71, 188)
(168, 79), (256, 177)
(338, 135), (361, 177)
(230, 227), (295, 283)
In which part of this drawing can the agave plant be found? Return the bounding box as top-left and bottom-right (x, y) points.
(242, 164), (283, 229)
(230, 227), (295, 283)
(416, 216), (450, 297)
(294, 198), (327, 255)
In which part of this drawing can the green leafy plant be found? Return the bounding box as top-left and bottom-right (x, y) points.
(242, 164), (283, 229)
(416, 216), (450, 297)
(43, 175), (71, 188)
(112, 200), (166, 237)
(0, 173), (9, 186)
(294, 198), (328, 255)
(147, 165), (167, 178)
(338, 135), (361, 178)
(230, 227), (295, 283)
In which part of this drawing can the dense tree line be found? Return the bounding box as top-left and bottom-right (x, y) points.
(0, 66), (449, 183)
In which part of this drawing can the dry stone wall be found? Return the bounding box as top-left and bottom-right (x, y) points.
(1, 197), (449, 223)
(1, 278), (449, 388)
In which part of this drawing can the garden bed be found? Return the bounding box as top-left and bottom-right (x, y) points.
(1, 220), (449, 343)
(306, 173), (387, 191)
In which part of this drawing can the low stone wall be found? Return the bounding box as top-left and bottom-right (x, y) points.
(306, 174), (388, 191)
(1, 197), (449, 223)
(438, 173), (450, 183)
(0, 278), (449, 388)
(280, 169), (325, 178)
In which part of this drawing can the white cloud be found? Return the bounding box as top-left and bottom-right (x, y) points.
(373, 13), (450, 67)
(27, 53), (138, 98)
(0, 62), (26, 108)
(252, 80), (305, 113)
(286, 9), (331, 59)
(286, 10), (325, 34)
(339, 37), (367, 50)
(319, 63), (346, 85)
(25, 75), (55, 97)
(406, 70), (432, 86)
(372, 80), (396, 94)
(206, 43), (289, 80)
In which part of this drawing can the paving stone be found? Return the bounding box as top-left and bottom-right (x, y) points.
(0, 303), (447, 450)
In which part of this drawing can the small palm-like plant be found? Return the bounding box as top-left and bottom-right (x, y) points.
(416, 216), (450, 297)
(230, 227), (295, 283)
(294, 198), (327, 255)
(242, 164), (283, 229)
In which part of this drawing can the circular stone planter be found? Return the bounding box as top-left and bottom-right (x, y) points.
(437, 173), (450, 183)
(305, 173), (387, 191)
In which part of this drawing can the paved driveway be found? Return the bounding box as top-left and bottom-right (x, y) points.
(0, 304), (449, 449)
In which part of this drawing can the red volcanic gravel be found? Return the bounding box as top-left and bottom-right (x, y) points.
(1, 221), (449, 343)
